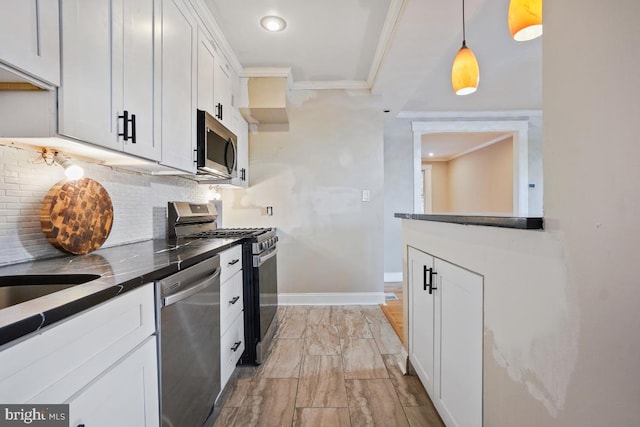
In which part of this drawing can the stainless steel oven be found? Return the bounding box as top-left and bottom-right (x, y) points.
(251, 233), (278, 364)
(167, 201), (279, 366)
(157, 255), (221, 427)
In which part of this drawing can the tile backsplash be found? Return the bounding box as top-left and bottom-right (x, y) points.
(0, 145), (211, 266)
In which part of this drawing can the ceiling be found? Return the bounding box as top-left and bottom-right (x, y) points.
(204, 0), (541, 114)
(422, 132), (512, 161)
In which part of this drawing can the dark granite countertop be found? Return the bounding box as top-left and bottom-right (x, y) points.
(394, 213), (544, 230)
(0, 237), (243, 348)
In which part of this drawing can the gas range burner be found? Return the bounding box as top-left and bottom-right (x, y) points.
(194, 228), (272, 238)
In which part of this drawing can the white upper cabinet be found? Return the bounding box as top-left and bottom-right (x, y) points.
(58, 0), (160, 161)
(230, 109), (249, 188)
(197, 30), (216, 115)
(0, 0), (60, 87)
(159, 0), (198, 173)
(118, 0), (159, 160)
(213, 53), (233, 129)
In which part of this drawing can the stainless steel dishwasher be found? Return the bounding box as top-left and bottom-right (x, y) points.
(157, 255), (221, 427)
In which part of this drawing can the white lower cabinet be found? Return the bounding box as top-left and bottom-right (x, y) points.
(0, 284), (159, 427)
(68, 337), (159, 427)
(218, 244), (244, 393)
(408, 246), (483, 427)
(220, 312), (244, 388)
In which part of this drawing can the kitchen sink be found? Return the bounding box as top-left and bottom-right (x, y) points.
(0, 274), (101, 309)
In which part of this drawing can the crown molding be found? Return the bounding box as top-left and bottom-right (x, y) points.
(292, 80), (370, 91)
(446, 133), (513, 161)
(189, 0), (243, 74)
(367, 0), (407, 87)
(241, 67), (293, 78)
(399, 110), (542, 119)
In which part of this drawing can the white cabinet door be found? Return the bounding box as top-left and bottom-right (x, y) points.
(408, 246), (435, 396)
(59, 0), (158, 159)
(160, 0), (197, 173)
(0, 0), (60, 86)
(120, 0), (160, 160)
(228, 109), (249, 188)
(407, 247), (483, 427)
(197, 30), (216, 114)
(213, 54), (232, 128)
(58, 0), (117, 149)
(68, 337), (160, 427)
(435, 259), (483, 427)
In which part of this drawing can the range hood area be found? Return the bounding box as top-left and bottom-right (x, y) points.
(239, 72), (291, 131)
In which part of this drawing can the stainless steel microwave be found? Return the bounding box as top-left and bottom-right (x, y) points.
(196, 109), (237, 179)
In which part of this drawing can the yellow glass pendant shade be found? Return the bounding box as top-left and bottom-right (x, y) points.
(508, 0), (543, 41)
(451, 43), (479, 95)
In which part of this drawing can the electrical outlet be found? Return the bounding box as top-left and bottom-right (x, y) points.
(362, 190), (370, 202)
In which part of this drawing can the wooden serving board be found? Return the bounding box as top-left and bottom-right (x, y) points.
(40, 178), (114, 255)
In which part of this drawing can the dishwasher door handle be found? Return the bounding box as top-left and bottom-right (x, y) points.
(163, 268), (221, 307)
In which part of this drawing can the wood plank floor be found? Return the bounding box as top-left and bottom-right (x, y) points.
(211, 305), (443, 427)
(380, 286), (404, 345)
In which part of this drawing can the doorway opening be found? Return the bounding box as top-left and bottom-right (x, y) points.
(412, 119), (530, 216)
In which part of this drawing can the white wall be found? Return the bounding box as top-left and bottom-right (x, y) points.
(542, 0), (640, 424)
(527, 115), (543, 216)
(0, 144), (210, 265)
(221, 90), (385, 303)
(383, 119), (414, 279)
(402, 1), (640, 425)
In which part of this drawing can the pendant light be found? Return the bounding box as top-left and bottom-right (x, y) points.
(508, 0), (543, 41)
(451, 0), (479, 95)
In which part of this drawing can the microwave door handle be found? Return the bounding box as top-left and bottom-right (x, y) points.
(224, 138), (237, 175)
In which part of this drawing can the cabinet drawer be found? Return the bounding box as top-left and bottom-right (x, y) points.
(220, 270), (243, 332)
(220, 244), (242, 284)
(0, 284), (156, 403)
(221, 312), (244, 389)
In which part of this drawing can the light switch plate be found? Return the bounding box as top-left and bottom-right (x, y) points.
(362, 190), (370, 202)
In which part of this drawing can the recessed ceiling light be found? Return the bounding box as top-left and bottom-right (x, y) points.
(428, 152), (435, 157)
(260, 15), (287, 32)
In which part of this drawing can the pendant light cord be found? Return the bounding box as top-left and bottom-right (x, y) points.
(462, 0), (466, 46)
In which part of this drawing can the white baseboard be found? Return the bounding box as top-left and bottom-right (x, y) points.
(384, 272), (403, 283)
(278, 292), (385, 306)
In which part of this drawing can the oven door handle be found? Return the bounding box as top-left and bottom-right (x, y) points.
(254, 247), (277, 268)
(163, 268), (220, 307)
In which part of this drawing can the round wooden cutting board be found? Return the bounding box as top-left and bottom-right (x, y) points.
(40, 178), (114, 255)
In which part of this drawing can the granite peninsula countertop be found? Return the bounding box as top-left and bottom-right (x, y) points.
(395, 213), (544, 230)
(0, 237), (242, 348)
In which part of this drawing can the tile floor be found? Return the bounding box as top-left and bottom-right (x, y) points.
(212, 305), (444, 427)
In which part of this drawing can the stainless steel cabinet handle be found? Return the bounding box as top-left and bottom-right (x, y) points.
(163, 268), (220, 306)
(429, 271), (438, 294)
(231, 341), (242, 351)
(229, 296), (240, 305)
